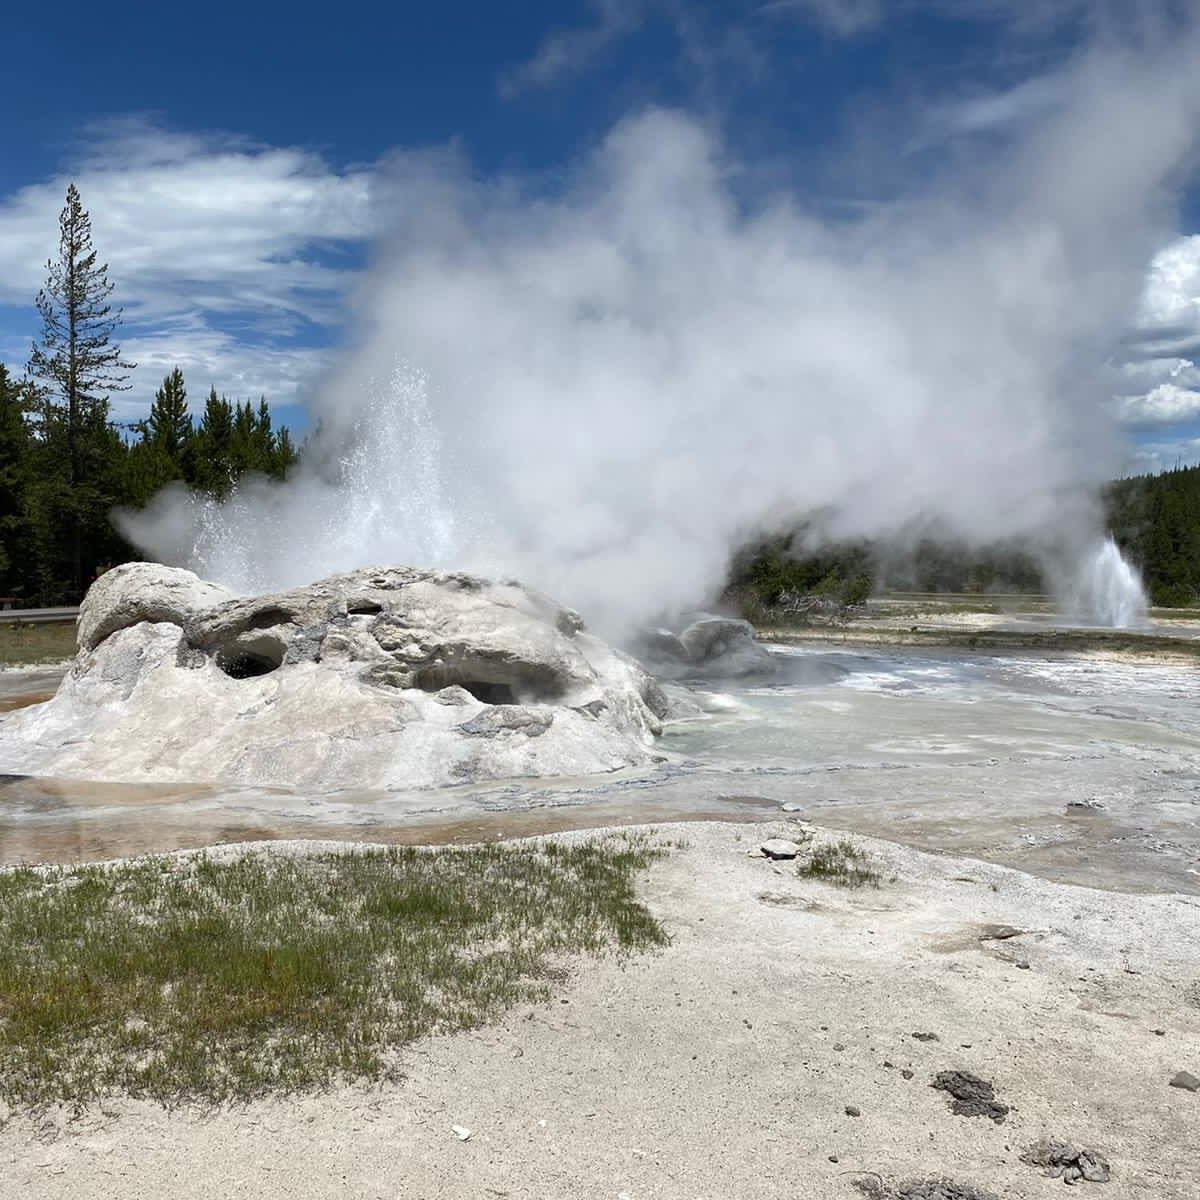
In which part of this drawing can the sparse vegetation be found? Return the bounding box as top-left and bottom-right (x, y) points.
(797, 838), (882, 888)
(0, 621), (75, 665)
(0, 835), (669, 1109)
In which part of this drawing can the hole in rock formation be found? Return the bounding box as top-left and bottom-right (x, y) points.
(458, 680), (518, 705)
(215, 634), (286, 679)
(411, 664), (524, 705)
(411, 658), (565, 705)
(218, 652), (280, 679)
(347, 600), (384, 615)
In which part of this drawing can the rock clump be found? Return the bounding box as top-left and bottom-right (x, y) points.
(634, 615), (775, 680)
(931, 1071), (1010, 1122)
(0, 563), (670, 791)
(1021, 1139), (1112, 1184)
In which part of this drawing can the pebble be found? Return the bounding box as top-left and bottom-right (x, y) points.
(912, 1032), (939, 1042)
(845, 1105), (861, 1117)
(1169, 1070), (1200, 1091)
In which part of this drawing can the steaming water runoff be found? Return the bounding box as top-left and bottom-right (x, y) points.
(3, 627), (1200, 895)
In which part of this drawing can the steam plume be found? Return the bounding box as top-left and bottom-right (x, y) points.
(118, 30), (1200, 633)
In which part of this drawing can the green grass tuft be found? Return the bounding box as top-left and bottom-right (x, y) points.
(0, 834), (669, 1109)
(797, 838), (882, 889)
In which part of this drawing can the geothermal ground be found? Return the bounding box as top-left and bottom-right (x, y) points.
(1, 609), (1199, 1198)
(3, 619), (1200, 896)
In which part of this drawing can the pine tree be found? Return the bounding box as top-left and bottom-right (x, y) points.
(142, 367), (192, 464)
(272, 425), (298, 479)
(189, 388), (235, 496)
(26, 183), (134, 597)
(122, 367), (194, 506)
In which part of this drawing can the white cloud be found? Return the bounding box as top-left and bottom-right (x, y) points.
(1116, 355), (1200, 391)
(1116, 382), (1200, 426)
(1111, 236), (1200, 428)
(0, 118), (380, 413)
(111, 329), (332, 425)
(1139, 234), (1200, 329)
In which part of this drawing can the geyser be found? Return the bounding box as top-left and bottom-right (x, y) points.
(115, 30), (1200, 634)
(0, 562), (668, 791)
(1066, 538), (1150, 629)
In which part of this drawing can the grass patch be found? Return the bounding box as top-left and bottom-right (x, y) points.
(0, 834), (669, 1109)
(0, 621), (76, 666)
(797, 838), (882, 889)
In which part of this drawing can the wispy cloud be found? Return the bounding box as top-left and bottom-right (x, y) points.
(499, 0), (648, 96)
(915, 74), (1069, 147)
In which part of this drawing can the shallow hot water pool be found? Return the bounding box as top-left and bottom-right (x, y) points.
(2, 644), (1198, 893)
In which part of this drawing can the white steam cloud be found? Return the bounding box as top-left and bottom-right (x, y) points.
(118, 31), (1200, 634)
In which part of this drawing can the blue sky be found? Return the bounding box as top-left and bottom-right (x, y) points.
(2, 0), (1200, 473)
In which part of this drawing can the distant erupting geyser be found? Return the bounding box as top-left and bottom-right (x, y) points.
(1068, 538), (1149, 629)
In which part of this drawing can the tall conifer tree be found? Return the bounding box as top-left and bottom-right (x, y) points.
(27, 183), (134, 596)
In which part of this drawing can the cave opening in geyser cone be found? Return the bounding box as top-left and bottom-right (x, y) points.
(216, 635), (287, 679)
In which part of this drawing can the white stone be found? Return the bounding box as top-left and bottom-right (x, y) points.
(760, 838), (803, 860)
(77, 561), (234, 651)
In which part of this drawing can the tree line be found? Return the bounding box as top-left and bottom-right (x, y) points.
(0, 185), (296, 606)
(1106, 464), (1200, 607)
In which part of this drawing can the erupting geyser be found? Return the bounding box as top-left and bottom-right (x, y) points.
(1066, 538), (1149, 629)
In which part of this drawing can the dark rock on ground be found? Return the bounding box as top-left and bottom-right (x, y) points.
(931, 1071), (1010, 1122)
(1169, 1070), (1199, 1091)
(1021, 1138), (1111, 1184)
